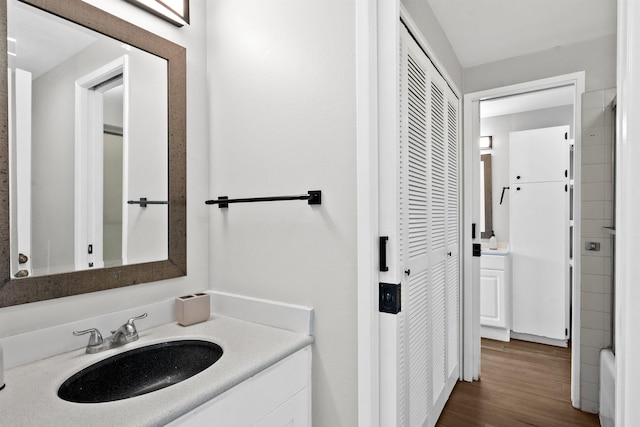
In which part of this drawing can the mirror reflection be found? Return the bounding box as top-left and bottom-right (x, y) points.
(7, 0), (169, 278)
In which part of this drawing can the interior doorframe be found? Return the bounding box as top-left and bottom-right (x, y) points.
(462, 71), (585, 408)
(74, 55), (129, 271)
(9, 69), (32, 276)
(356, 0), (380, 425)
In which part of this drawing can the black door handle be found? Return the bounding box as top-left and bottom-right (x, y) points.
(379, 236), (389, 272)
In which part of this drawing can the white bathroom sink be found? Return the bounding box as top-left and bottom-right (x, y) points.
(58, 340), (223, 403)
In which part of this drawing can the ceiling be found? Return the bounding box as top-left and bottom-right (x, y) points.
(426, 0), (617, 68)
(8, 0), (97, 79)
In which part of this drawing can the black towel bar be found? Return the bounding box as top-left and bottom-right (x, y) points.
(205, 190), (321, 209)
(127, 198), (169, 208)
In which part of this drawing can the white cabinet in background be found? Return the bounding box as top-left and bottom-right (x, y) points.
(480, 253), (510, 342)
(169, 346), (311, 427)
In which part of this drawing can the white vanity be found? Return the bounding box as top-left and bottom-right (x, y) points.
(480, 243), (511, 342)
(0, 292), (314, 426)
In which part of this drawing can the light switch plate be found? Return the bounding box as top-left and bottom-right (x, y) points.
(585, 241), (601, 251)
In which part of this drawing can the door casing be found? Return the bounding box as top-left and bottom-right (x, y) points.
(462, 72), (585, 407)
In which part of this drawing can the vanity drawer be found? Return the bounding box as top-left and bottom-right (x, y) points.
(481, 254), (507, 271)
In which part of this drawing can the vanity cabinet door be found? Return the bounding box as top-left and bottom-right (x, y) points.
(253, 388), (309, 427)
(480, 268), (506, 329)
(170, 346), (311, 426)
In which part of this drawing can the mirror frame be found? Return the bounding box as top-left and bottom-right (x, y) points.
(0, 0), (186, 307)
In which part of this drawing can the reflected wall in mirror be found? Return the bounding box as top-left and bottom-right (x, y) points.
(480, 153), (493, 239)
(0, 0), (186, 307)
(9, 0), (168, 277)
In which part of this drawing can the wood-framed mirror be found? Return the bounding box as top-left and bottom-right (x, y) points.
(0, 0), (186, 307)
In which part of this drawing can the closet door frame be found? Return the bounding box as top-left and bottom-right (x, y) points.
(357, 3), (463, 426)
(377, 17), (462, 427)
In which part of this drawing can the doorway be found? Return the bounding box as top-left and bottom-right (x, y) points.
(74, 56), (127, 271)
(463, 72), (585, 407)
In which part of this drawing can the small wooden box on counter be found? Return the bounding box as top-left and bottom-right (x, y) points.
(175, 293), (211, 326)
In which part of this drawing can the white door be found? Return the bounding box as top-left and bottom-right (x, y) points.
(510, 126), (570, 341)
(510, 181), (569, 340)
(379, 24), (460, 426)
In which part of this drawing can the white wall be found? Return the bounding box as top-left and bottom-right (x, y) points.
(465, 34), (616, 94)
(206, 2), (357, 426)
(0, 0), (209, 336)
(480, 105), (573, 242)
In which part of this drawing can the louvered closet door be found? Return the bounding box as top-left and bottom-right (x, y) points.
(427, 56), (460, 421)
(399, 25), (431, 427)
(396, 25), (460, 427)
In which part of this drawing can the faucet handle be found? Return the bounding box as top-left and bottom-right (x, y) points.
(124, 313), (148, 337)
(128, 313), (148, 324)
(73, 328), (103, 346)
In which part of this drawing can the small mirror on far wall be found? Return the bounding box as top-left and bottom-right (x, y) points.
(480, 135), (492, 150)
(480, 136), (493, 238)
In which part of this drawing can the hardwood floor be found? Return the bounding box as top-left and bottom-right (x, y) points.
(437, 339), (600, 427)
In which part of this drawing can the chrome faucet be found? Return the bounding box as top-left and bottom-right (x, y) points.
(73, 313), (148, 354)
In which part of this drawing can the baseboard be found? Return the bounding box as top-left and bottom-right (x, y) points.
(511, 331), (568, 347)
(481, 326), (510, 342)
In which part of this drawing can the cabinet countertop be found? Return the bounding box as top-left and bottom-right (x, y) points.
(481, 242), (510, 256)
(0, 315), (313, 426)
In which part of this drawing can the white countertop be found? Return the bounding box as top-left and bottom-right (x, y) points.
(0, 314), (313, 426)
(481, 242), (510, 255)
